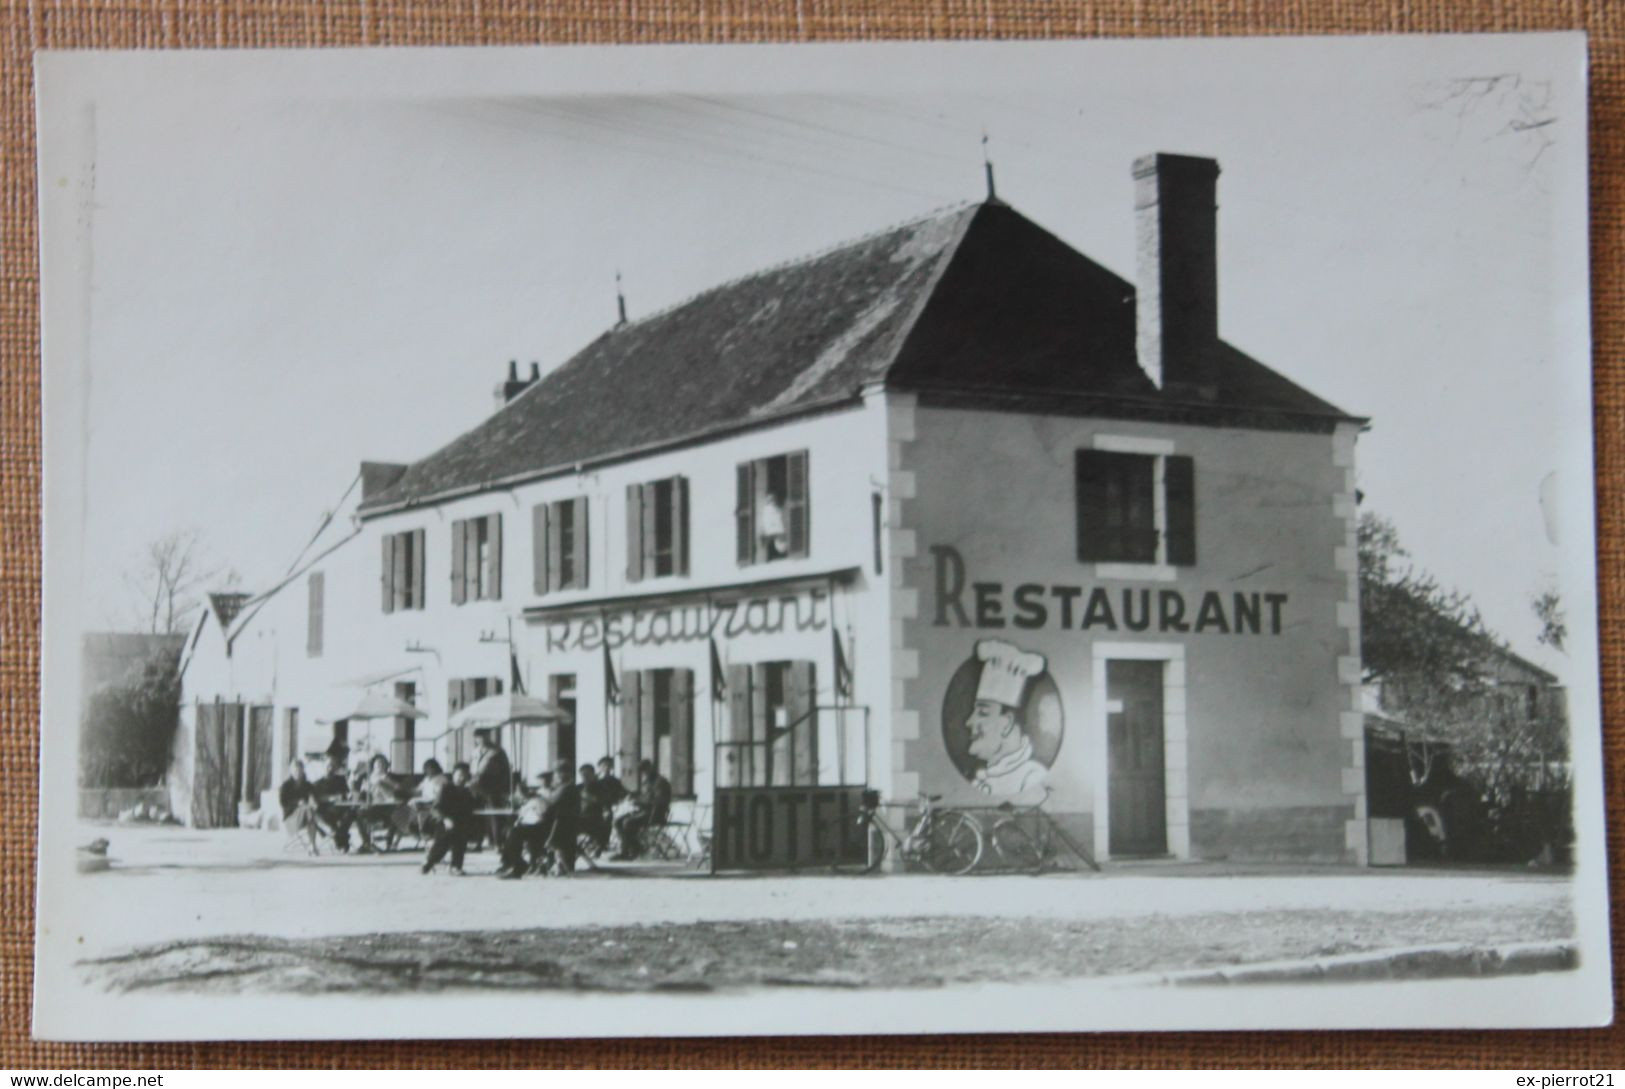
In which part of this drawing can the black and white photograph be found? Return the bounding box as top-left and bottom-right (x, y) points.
(31, 34), (1608, 1039)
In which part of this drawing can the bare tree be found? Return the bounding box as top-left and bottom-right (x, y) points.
(123, 530), (237, 634)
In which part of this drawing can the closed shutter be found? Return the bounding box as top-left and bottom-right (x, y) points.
(787, 660), (816, 786)
(486, 513), (502, 600)
(307, 572), (324, 656)
(735, 461), (756, 565)
(672, 477), (689, 576)
(411, 529), (425, 608)
(785, 450), (810, 558)
(532, 504), (550, 595)
(1164, 455), (1197, 566)
(620, 670), (643, 789)
(725, 663), (752, 788)
(381, 534), (396, 613)
(450, 520), (467, 605)
(625, 484), (645, 583)
(670, 668), (694, 797)
(571, 496), (590, 588)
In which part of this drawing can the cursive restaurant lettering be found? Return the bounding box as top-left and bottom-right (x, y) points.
(931, 544), (1290, 635)
(543, 587), (829, 652)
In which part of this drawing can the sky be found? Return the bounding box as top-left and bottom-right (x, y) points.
(55, 36), (1590, 671)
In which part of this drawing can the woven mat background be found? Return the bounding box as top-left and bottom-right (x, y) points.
(2, 0), (1622, 1069)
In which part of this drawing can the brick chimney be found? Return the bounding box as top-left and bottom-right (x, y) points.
(493, 360), (541, 409)
(1134, 153), (1221, 399)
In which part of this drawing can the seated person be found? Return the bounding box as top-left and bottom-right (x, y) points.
(279, 758), (326, 853)
(355, 753), (406, 853)
(497, 773), (554, 879)
(415, 758), (446, 804)
(611, 759), (672, 861)
(311, 751), (354, 851)
(422, 763), (476, 876)
(578, 761), (621, 853)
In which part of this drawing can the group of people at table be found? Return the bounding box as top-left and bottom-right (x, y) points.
(277, 727), (674, 879)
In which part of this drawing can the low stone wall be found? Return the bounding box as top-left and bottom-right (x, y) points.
(1190, 804), (1355, 863)
(78, 786), (170, 821)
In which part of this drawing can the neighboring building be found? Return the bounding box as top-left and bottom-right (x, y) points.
(177, 153), (1373, 862)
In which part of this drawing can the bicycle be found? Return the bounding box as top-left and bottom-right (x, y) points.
(986, 789), (1100, 874)
(829, 790), (985, 875)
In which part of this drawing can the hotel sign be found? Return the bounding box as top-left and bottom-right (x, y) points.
(711, 786), (870, 871)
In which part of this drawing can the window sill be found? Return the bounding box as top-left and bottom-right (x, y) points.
(1093, 562), (1179, 583)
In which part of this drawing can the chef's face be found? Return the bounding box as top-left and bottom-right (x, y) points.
(965, 700), (1019, 762)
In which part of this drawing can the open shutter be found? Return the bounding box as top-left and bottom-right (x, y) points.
(307, 572), (324, 656)
(450, 520), (467, 605)
(572, 497), (590, 588)
(620, 670), (643, 788)
(725, 663), (752, 788)
(752, 663), (776, 788)
(671, 669), (694, 797)
(486, 513), (502, 600)
(1164, 455), (1197, 566)
(449, 678), (466, 717)
(411, 529), (426, 609)
(392, 532), (410, 612)
(785, 450), (810, 558)
(625, 484), (645, 583)
(787, 660), (816, 786)
(735, 461), (756, 565)
(532, 504), (550, 595)
(1075, 450), (1111, 562)
(672, 477), (690, 576)
(381, 534), (396, 613)
(641, 482), (659, 578)
(640, 671), (659, 771)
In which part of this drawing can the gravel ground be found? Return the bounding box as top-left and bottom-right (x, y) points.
(81, 899), (1576, 996)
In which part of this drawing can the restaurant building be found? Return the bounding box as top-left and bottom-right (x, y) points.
(175, 152), (1371, 863)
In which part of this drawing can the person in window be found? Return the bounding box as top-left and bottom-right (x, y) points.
(422, 762), (475, 876)
(472, 728), (513, 808)
(612, 758), (672, 861)
(758, 485), (789, 560)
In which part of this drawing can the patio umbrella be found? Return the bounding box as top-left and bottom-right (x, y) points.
(449, 692), (572, 731)
(345, 691), (428, 721)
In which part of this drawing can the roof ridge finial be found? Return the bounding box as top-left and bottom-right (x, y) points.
(982, 131), (998, 203)
(615, 270), (628, 327)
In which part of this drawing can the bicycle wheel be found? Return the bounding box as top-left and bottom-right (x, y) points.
(990, 816), (1048, 874)
(920, 810), (985, 875)
(830, 817), (886, 874)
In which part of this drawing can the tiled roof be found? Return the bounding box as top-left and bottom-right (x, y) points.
(360, 201), (1356, 513)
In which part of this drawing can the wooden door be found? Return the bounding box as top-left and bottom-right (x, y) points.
(244, 706), (274, 804)
(1107, 659), (1167, 856)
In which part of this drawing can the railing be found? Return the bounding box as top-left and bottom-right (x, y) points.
(713, 704), (871, 790)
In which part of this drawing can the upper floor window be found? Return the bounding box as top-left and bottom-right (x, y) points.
(627, 477), (689, 582)
(452, 513), (502, 604)
(1075, 449), (1195, 566)
(306, 572), (324, 656)
(380, 529), (426, 613)
(737, 450), (809, 565)
(533, 496), (589, 594)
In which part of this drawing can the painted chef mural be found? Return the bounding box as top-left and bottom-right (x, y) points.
(942, 638), (1064, 799)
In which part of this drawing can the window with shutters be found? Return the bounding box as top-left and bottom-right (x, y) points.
(380, 529), (427, 612)
(625, 477), (689, 582)
(451, 513), (503, 604)
(619, 667), (695, 797)
(1075, 449), (1196, 568)
(736, 450), (809, 565)
(533, 497), (589, 595)
(306, 572), (324, 657)
(723, 659), (818, 788)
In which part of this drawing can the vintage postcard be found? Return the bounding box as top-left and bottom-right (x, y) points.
(31, 34), (1608, 1039)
